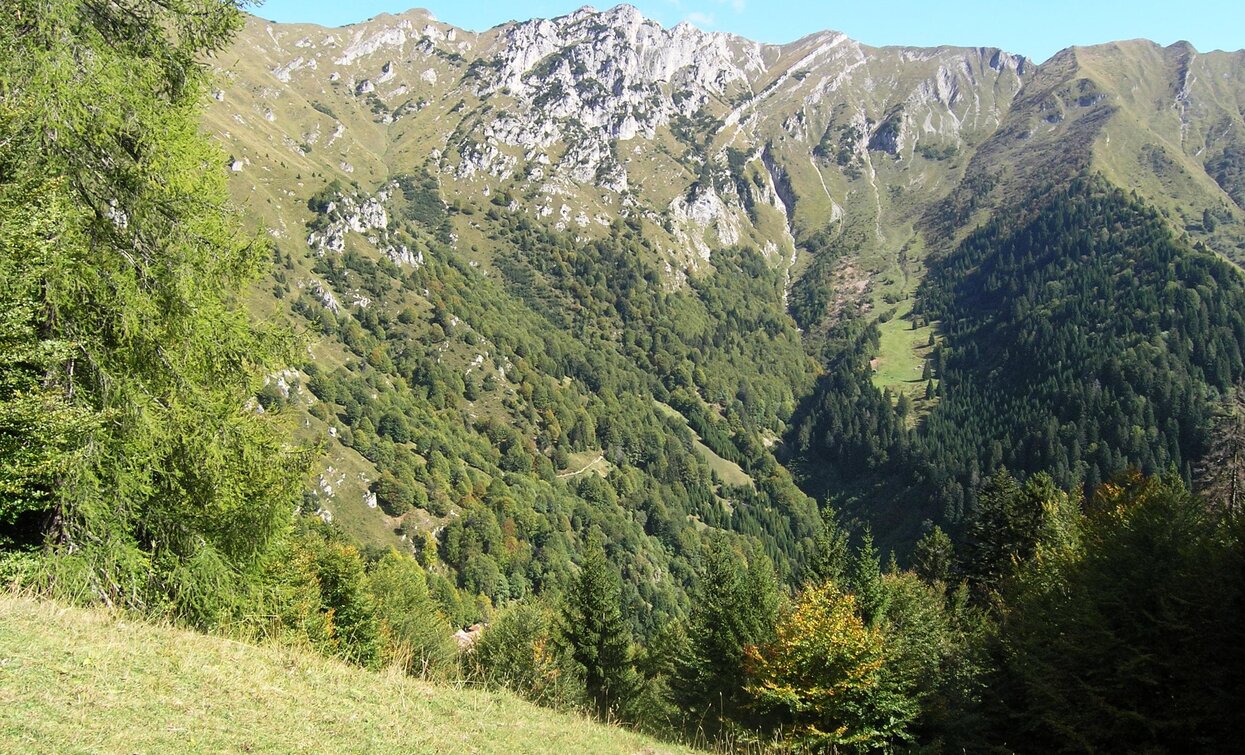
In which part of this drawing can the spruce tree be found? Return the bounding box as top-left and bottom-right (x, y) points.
(674, 536), (778, 729)
(561, 529), (636, 719)
(912, 525), (955, 584)
(998, 473), (1245, 751)
(1196, 384), (1245, 523)
(808, 510), (850, 584)
(850, 530), (888, 627)
(963, 468), (1026, 591)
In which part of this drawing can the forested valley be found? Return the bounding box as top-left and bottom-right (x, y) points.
(2, 1), (1243, 752)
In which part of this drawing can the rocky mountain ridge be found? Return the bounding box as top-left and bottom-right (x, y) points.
(213, 5), (1245, 315)
(210, 6), (1036, 275)
(205, 4), (1245, 537)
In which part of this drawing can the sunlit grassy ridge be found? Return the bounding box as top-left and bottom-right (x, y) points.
(0, 595), (691, 754)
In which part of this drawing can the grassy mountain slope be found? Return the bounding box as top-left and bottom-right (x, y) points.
(0, 595), (689, 754)
(933, 41), (1245, 260)
(205, 5), (1245, 565)
(202, 8), (1031, 563)
(195, 11), (846, 630)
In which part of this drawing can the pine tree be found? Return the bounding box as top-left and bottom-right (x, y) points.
(561, 529), (636, 719)
(850, 530), (888, 626)
(997, 473), (1245, 751)
(911, 525), (955, 584)
(962, 468), (1027, 591)
(1196, 384), (1245, 523)
(808, 510), (850, 585)
(897, 392), (914, 418)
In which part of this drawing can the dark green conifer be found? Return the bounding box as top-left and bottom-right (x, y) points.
(561, 529), (637, 719)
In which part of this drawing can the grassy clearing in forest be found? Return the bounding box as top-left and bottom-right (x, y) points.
(871, 305), (936, 399)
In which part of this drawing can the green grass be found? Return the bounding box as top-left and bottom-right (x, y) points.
(871, 306), (935, 396)
(692, 438), (753, 488)
(0, 595), (691, 754)
(558, 450), (612, 479)
(653, 401), (752, 488)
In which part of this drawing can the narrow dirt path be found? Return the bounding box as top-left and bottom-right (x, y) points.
(556, 454), (605, 479)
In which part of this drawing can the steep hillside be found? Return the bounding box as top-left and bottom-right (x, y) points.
(791, 177), (1245, 542)
(935, 41), (1245, 259)
(10, 2), (1244, 750)
(0, 595), (690, 754)
(205, 6), (1029, 557)
(205, 4), (1245, 568)
(210, 6), (1029, 310)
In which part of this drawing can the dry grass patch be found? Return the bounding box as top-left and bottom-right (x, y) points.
(0, 595), (690, 754)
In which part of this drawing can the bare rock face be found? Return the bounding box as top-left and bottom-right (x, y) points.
(334, 23), (411, 67)
(227, 4), (1032, 239)
(306, 182), (428, 272)
(868, 109), (908, 155)
(221, 4), (1156, 278)
(482, 4), (758, 126)
(450, 4), (768, 192)
(273, 56), (316, 82)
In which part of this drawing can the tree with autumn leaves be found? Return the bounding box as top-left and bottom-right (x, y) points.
(744, 583), (915, 751)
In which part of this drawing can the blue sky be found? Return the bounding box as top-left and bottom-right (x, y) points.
(251, 0), (1244, 63)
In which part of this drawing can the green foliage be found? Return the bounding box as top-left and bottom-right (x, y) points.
(994, 473), (1245, 751)
(367, 550), (456, 677)
(0, 172), (95, 543)
(787, 317), (911, 488)
(672, 537), (779, 732)
(1, 0), (309, 625)
(793, 176), (1245, 543)
(629, 620), (688, 737)
(258, 520), (468, 676)
(806, 510), (850, 585)
(876, 571), (987, 746)
(393, 170), (448, 228)
(961, 470), (1082, 598)
(848, 531), (887, 626)
(1206, 144), (1245, 209)
(310, 101), (338, 120)
(1196, 384), (1245, 522)
(560, 529), (638, 719)
(296, 172), (826, 638)
(285, 523), (381, 668)
(911, 524), (955, 584)
(469, 600), (585, 711)
(493, 215), (814, 440)
(962, 469), (1028, 589)
(917, 177), (1245, 514)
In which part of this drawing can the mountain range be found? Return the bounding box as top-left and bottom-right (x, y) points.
(204, 2), (1245, 577)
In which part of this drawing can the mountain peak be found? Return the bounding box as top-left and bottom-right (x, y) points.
(597, 4), (647, 27)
